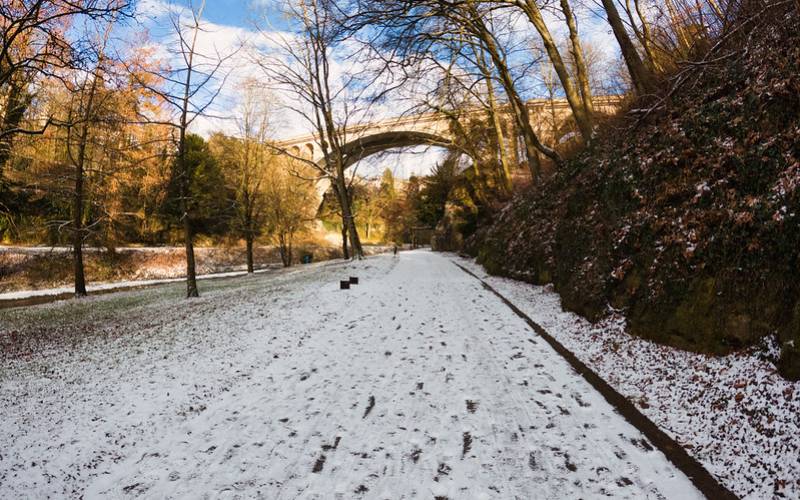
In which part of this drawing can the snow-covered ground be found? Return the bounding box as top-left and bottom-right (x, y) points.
(1, 250), (702, 499)
(0, 245), (391, 302)
(456, 256), (800, 499)
(0, 266), (280, 301)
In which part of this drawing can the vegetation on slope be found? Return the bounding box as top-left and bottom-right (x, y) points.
(471, 3), (800, 379)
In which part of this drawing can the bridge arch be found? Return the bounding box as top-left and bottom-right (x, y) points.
(337, 130), (458, 169)
(276, 97), (623, 168)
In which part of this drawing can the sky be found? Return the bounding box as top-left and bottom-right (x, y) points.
(187, 0), (292, 32)
(132, 0), (621, 179)
(137, 0), (265, 28)
(195, 0), (254, 26)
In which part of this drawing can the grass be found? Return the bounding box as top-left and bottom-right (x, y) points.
(0, 254), (354, 366)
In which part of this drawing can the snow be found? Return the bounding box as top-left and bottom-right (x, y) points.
(0, 245), (183, 254)
(0, 267), (279, 301)
(0, 250), (701, 498)
(0, 245), (392, 299)
(456, 255), (800, 500)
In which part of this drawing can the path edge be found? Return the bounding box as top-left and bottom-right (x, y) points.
(454, 261), (738, 500)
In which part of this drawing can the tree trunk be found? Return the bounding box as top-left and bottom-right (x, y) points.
(179, 151), (199, 297)
(246, 234), (254, 273)
(169, 4), (208, 299)
(183, 215), (199, 297)
(528, 150), (541, 183)
(179, 42), (199, 298)
(73, 168), (87, 297)
(515, 103), (548, 182)
(487, 88), (512, 193)
(475, 43), (512, 193)
(599, 0), (657, 95)
(633, 0), (661, 72)
(278, 233), (291, 267)
(519, 0), (593, 142)
(496, 58), (555, 179)
(560, 0), (595, 120)
(511, 122), (522, 166)
(334, 172), (363, 259)
(0, 81), (30, 183)
(549, 92), (559, 140)
(341, 223), (349, 260)
(70, 69), (102, 298)
(344, 205), (363, 259)
(177, 123), (199, 298)
(468, 11), (561, 178)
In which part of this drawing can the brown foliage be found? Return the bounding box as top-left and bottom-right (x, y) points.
(472, 3), (800, 378)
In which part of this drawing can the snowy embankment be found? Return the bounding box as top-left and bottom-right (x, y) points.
(455, 256), (800, 499)
(0, 245), (392, 301)
(0, 267), (276, 301)
(1, 251), (701, 498)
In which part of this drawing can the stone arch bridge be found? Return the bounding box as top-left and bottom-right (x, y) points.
(274, 97), (620, 169)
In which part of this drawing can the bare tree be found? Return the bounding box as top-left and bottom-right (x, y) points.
(354, 0), (561, 180)
(457, 2), (560, 179)
(468, 38), (513, 192)
(63, 31), (109, 296)
(598, 0), (657, 95)
(231, 80), (272, 273)
(491, 0), (594, 141)
(558, 0), (594, 120)
(417, 50), (506, 199)
(39, 3), (129, 297)
(128, 0), (236, 297)
(621, 0), (662, 73)
(255, 0), (366, 259)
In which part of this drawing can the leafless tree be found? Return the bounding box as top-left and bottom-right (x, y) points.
(464, 36), (516, 193)
(254, 0), (367, 259)
(481, 0), (595, 142)
(62, 21), (115, 296)
(224, 79), (272, 273)
(598, 0), (657, 96)
(127, 0), (236, 297)
(349, 0), (562, 181)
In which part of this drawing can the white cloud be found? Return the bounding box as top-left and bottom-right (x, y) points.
(132, 0), (261, 137)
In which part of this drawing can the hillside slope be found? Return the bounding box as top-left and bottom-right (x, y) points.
(471, 5), (800, 379)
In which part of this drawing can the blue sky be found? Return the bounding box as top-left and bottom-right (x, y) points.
(201, 0), (251, 25)
(135, 0), (286, 30)
(200, 0), (276, 29)
(192, 0), (290, 30)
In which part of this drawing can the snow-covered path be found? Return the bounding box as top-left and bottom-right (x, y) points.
(1, 250), (702, 499)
